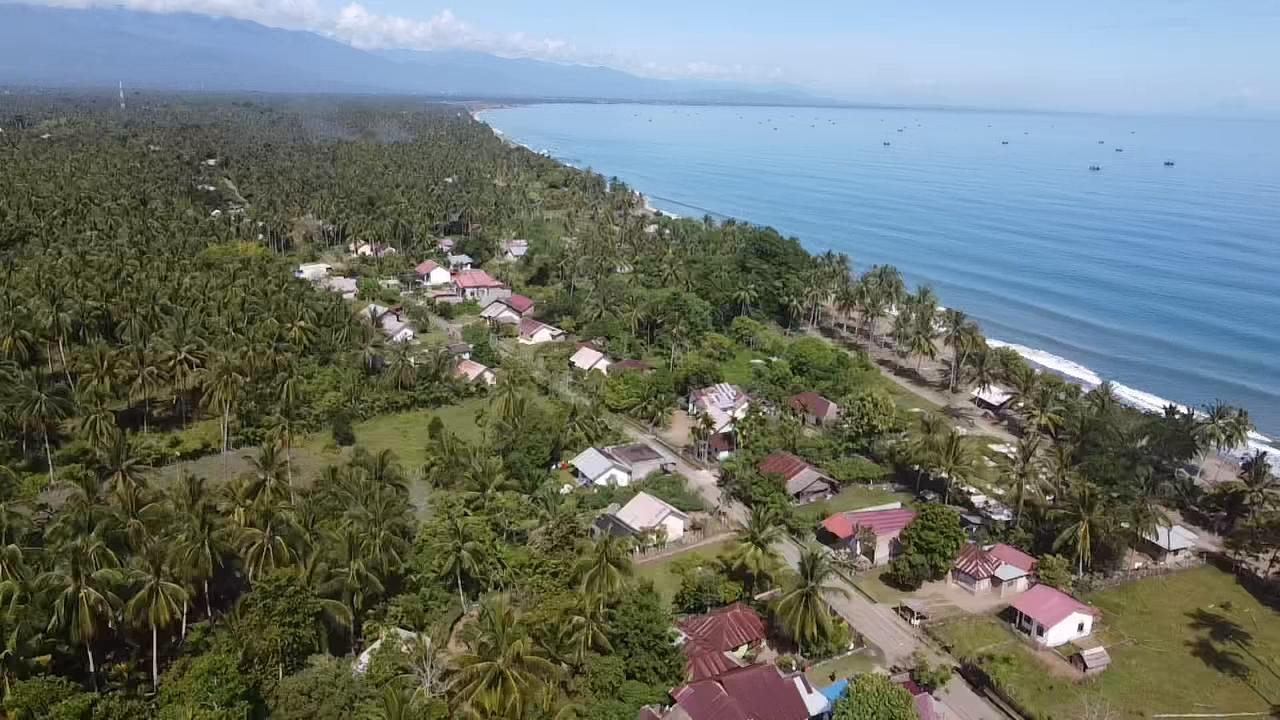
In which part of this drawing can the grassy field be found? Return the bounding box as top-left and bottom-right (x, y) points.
(798, 485), (913, 523)
(935, 566), (1280, 720)
(804, 648), (884, 687)
(851, 566), (911, 605)
(635, 539), (735, 605)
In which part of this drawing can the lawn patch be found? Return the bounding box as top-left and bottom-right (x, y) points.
(635, 539), (735, 605)
(797, 485), (913, 523)
(935, 566), (1280, 720)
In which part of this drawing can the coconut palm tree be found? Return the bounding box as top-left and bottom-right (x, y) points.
(1195, 401), (1251, 481)
(38, 535), (124, 687)
(941, 309), (980, 392)
(773, 545), (848, 657)
(172, 476), (234, 625)
(929, 429), (984, 504)
(202, 353), (245, 457)
(97, 429), (149, 495)
(437, 514), (485, 611)
(124, 539), (188, 691)
(999, 436), (1045, 526)
(726, 506), (785, 594)
(16, 369), (74, 479)
(450, 595), (560, 720)
(1053, 482), (1109, 575)
(573, 535), (633, 609)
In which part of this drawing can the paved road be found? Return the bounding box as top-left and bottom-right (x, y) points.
(624, 425), (1006, 720)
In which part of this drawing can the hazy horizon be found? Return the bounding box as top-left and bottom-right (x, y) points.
(5, 0), (1279, 118)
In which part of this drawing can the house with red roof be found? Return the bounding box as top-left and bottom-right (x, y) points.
(414, 259), (451, 287)
(451, 269), (511, 303)
(950, 543), (1037, 596)
(677, 603), (769, 681)
(517, 317), (565, 345)
(787, 392), (840, 427)
(757, 452), (838, 503)
(652, 663), (826, 720)
(1009, 584), (1098, 648)
(479, 294), (535, 325)
(820, 504), (917, 566)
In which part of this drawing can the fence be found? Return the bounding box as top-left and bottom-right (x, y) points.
(632, 519), (732, 563)
(1077, 555), (1206, 592)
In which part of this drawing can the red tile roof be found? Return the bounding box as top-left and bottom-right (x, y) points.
(415, 259), (441, 275)
(788, 391), (835, 417)
(821, 507), (917, 541)
(758, 451), (812, 481)
(504, 294), (534, 313)
(683, 644), (744, 682)
(988, 543), (1037, 573)
(671, 664), (810, 720)
(1011, 584), (1098, 628)
(453, 269), (505, 289)
(679, 603), (767, 654)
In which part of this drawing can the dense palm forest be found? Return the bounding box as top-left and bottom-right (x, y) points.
(0, 92), (1273, 720)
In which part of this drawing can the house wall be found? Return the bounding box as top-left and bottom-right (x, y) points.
(997, 576), (1029, 596)
(585, 467), (632, 488)
(629, 458), (666, 481)
(870, 536), (902, 566)
(463, 286), (512, 303)
(951, 571), (990, 594)
(522, 328), (563, 345)
(659, 515), (686, 542)
(1019, 611), (1093, 648)
(422, 268), (451, 286)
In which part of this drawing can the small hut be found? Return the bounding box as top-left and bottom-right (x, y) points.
(1071, 647), (1111, 676)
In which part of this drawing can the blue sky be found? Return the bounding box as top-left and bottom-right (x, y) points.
(36, 0), (1280, 115)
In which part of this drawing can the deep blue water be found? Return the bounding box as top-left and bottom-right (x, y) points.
(480, 104), (1280, 439)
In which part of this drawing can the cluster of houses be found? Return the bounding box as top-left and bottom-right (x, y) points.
(639, 602), (940, 720)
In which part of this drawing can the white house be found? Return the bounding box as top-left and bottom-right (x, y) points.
(569, 345), (612, 374)
(688, 383), (750, 434)
(294, 262), (332, 281)
(501, 239), (529, 261)
(1137, 524), (1199, 565)
(415, 259), (452, 287)
(611, 492), (689, 542)
(363, 304), (414, 343)
(569, 442), (673, 487)
(1010, 584), (1098, 648)
(518, 318), (565, 345)
(319, 276), (358, 300)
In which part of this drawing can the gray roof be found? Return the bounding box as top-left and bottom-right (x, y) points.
(447, 253), (474, 265)
(570, 447), (621, 481)
(1145, 525), (1197, 552)
(995, 564), (1029, 581)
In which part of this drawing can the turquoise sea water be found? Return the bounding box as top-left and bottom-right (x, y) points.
(480, 104), (1280, 439)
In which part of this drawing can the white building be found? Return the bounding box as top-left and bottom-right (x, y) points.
(569, 442), (673, 487)
(569, 345), (612, 374)
(517, 318), (565, 345)
(1010, 584), (1098, 648)
(415, 259), (452, 287)
(294, 262), (332, 281)
(609, 492), (689, 542)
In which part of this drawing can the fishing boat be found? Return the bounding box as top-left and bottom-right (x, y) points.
(1001, 140), (1009, 145)
(1089, 165), (1102, 171)
(1115, 148), (1123, 152)
(883, 141), (891, 146)
(1164, 160), (1176, 167)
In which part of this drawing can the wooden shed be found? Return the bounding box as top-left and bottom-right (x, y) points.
(1071, 646), (1111, 676)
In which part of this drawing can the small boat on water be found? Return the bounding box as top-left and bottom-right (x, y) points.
(1089, 165), (1102, 171)
(1115, 148), (1124, 152)
(1001, 140), (1009, 145)
(1097, 140), (1105, 144)
(883, 141), (891, 146)
(1164, 160), (1176, 167)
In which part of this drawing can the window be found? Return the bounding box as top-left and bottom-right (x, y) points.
(1035, 624), (1044, 637)
(1077, 622), (1085, 633)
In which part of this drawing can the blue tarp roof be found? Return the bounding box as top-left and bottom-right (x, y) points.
(820, 678), (849, 703)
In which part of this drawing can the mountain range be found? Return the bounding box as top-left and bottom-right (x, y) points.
(0, 4), (822, 105)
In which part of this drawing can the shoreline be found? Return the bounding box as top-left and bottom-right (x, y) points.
(473, 107), (1280, 458)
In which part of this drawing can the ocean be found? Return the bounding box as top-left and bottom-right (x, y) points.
(478, 103), (1280, 445)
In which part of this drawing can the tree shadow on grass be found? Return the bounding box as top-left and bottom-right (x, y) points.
(1185, 609), (1275, 706)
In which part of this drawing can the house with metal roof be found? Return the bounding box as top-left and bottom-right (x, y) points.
(950, 543), (1037, 596)
(569, 442), (673, 487)
(820, 504), (917, 566)
(1136, 524), (1199, 565)
(595, 491), (690, 543)
(677, 603), (769, 681)
(787, 391), (840, 426)
(1009, 584), (1098, 648)
(757, 452), (838, 503)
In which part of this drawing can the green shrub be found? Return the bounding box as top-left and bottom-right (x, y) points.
(4, 676), (90, 720)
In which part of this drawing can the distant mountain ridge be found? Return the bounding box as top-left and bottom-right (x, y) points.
(0, 4), (823, 104)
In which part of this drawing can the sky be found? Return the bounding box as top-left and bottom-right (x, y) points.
(27, 0), (1280, 115)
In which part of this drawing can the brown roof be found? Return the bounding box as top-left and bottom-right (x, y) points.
(504, 294), (535, 313)
(678, 603), (768, 654)
(988, 543), (1037, 573)
(415, 259), (441, 275)
(758, 451), (813, 481)
(788, 391), (836, 417)
(608, 442), (664, 465)
(670, 664), (810, 720)
(519, 317), (560, 339)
